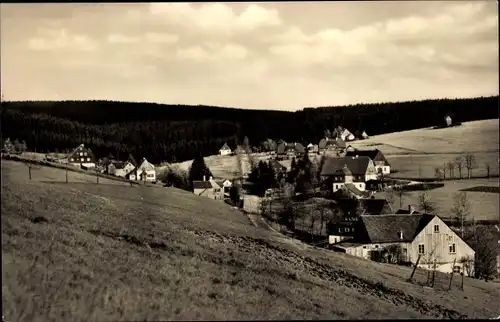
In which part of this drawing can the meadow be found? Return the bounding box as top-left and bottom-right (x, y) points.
(3, 159), (500, 321)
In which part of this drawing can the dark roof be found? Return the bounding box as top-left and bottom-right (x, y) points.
(319, 138), (346, 149)
(276, 142), (286, 154)
(193, 181), (213, 189)
(395, 208), (422, 215)
(110, 161), (126, 169)
(345, 149), (389, 166)
(320, 156), (372, 176)
(359, 214), (435, 243)
(282, 143), (306, 154)
(344, 183), (364, 196)
(220, 143), (231, 151)
(268, 159), (287, 172)
(336, 198), (392, 216)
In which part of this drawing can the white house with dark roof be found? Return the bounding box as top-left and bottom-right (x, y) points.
(320, 156), (378, 193)
(332, 214), (475, 276)
(108, 161), (135, 178)
(66, 144), (96, 168)
(126, 158), (156, 182)
(193, 176), (224, 200)
(318, 138), (346, 156)
(345, 149), (391, 175)
(219, 143), (232, 156)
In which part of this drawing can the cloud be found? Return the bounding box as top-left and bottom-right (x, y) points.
(145, 32), (179, 44)
(28, 28), (98, 52)
(107, 33), (140, 44)
(267, 2), (497, 74)
(148, 3), (281, 34)
(176, 43), (248, 62)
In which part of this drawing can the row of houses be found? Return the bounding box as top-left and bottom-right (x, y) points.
(52, 143), (158, 182)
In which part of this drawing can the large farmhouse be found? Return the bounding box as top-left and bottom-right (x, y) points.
(332, 214), (476, 276)
(320, 156), (378, 193)
(318, 138), (346, 156)
(193, 176), (224, 200)
(345, 149), (391, 175)
(66, 144), (96, 168)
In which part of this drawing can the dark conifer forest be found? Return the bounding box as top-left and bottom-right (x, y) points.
(1, 96), (498, 163)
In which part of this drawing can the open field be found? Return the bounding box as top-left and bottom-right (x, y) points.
(380, 178), (500, 221)
(3, 159), (500, 320)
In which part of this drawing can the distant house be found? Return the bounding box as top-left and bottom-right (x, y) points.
(444, 113), (453, 127)
(318, 138), (346, 156)
(126, 158), (156, 182)
(215, 179), (233, 196)
(276, 142), (305, 159)
(320, 156), (379, 193)
(332, 214), (476, 275)
(66, 144), (96, 168)
(108, 161), (135, 178)
(193, 176), (224, 200)
(219, 143), (232, 156)
(345, 149), (391, 175)
(340, 129), (356, 141)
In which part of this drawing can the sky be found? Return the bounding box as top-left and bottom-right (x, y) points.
(0, 2), (498, 111)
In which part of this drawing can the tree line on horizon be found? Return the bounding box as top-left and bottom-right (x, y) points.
(1, 96), (498, 164)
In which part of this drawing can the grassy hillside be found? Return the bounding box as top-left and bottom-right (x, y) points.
(2, 160), (500, 321)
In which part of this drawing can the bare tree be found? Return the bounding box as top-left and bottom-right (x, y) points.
(434, 167), (443, 181)
(485, 163), (491, 179)
(23, 161), (41, 180)
(417, 190), (436, 214)
(451, 192), (470, 238)
(447, 161), (455, 179)
(394, 186), (408, 209)
(423, 239), (440, 286)
(454, 156), (465, 179)
(464, 153), (476, 179)
(459, 256), (474, 277)
(385, 187), (396, 209)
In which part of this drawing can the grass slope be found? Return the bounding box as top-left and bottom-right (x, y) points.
(2, 160), (500, 321)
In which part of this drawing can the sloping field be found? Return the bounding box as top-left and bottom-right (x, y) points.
(2, 160), (500, 321)
(350, 119), (500, 155)
(381, 178), (500, 221)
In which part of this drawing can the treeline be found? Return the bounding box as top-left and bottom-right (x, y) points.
(1, 96), (498, 163)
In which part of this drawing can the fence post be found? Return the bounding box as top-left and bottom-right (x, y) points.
(408, 254), (421, 282)
(448, 258), (457, 291)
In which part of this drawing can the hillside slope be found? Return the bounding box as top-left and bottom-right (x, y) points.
(2, 160), (499, 321)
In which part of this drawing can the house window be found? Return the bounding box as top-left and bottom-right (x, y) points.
(434, 225), (439, 233)
(79, 152), (83, 156)
(449, 244), (456, 253)
(86, 158), (90, 162)
(418, 244), (425, 254)
(83, 152), (87, 156)
(70, 158), (74, 162)
(334, 184), (338, 189)
(147, 173), (154, 178)
(80, 158), (84, 162)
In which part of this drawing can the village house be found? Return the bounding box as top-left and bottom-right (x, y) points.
(361, 130), (370, 139)
(215, 179), (233, 197)
(320, 156), (378, 194)
(219, 143), (232, 156)
(345, 149), (391, 175)
(328, 198), (394, 244)
(66, 144), (96, 169)
(126, 158), (156, 182)
(276, 142), (305, 159)
(193, 176), (224, 200)
(318, 138), (347, 156)
(331, 214), (476, 276)
(108, 161), (135, 178)
(340, 128), (356, 141)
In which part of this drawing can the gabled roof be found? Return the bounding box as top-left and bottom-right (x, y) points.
(359, 214), (435, 243)
(67, 143), (94, 160)
(220, 143), (231, 151)
(345, 149), (389, 166)
(319, 138), (346, 149)
(344, 183), (364, 196)
(109, 161), (126, 169)
(395, 208), (422, 215)
(320, 156), (372, 176)
(193, 181), (213, 189)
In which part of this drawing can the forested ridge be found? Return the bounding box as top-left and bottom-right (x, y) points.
(1, 96), (498, 163)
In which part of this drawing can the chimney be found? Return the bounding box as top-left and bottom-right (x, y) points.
(408, 205), (415, 214)
(399, 230), (404, 240)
